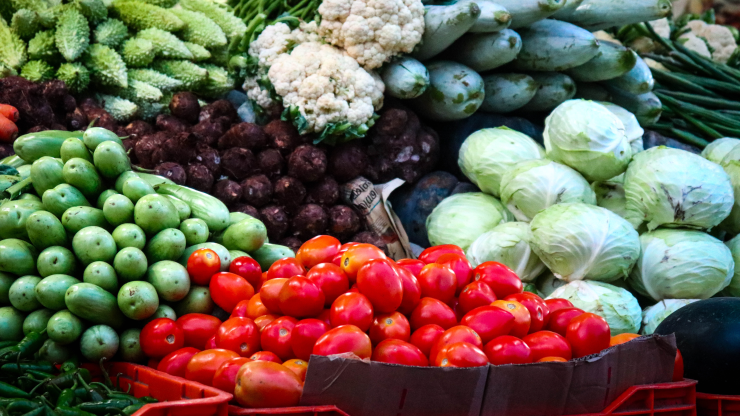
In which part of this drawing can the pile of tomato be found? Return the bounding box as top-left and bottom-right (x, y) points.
(133, 236), (681, 409)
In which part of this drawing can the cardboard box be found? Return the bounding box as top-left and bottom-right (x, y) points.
(300, 334), (677, 416)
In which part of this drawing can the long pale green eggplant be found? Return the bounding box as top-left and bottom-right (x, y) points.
(0, 155), (26, 168)
(566, 41), (637, 82)
(603, 54), (654, 95)
(469, 0), (511, 33)
(512, 20), (600, 72)
(480, 74), (539, 113)
(555, 0), (672, 31)
(449, 29), (522, 72)
(409, 61), (485, 121)
(412, 1), (480, 61)
(13, 131), (84, 163)
(489, 0), (565, 28)
(602, 85), (662, 126)
(381, 57), (430, 99)
(154, 183), (230, 232)
(550, 0), (585, 18)
(520, 72), (576, 112)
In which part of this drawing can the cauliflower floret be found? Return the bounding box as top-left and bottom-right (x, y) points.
(268, 41), (384, 133)
(678, 32), (713, 59)
(318, 0), (424, 70)
(650, 18), (671, 38)
(243, 75), (278, 110)
(248, 21), (321, 67)
(683, 20), (738, 63)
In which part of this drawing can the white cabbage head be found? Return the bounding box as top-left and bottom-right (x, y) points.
(598, 102), (644, 155)
(641, 299), (699, 335)
(466, 222), (545, 282)
(530, 203), (640, 282)
(426, 192), (513, 250)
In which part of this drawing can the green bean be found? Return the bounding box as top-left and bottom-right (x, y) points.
(658, 90), (740, 110)
(651, 69), (721, 97)
(656, 92), (740, 129)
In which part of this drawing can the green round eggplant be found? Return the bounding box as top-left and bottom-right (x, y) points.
(117, 281), (159, 320)
(80, 325), (119, 361)
(114, 247), (147, 282)
(83, 262), (118, 293)
(61, 206), (109, 234)
(0, 199), (43, 240)
(0, 239), (38, 276)
(165, 195), (191, 221)
(147, 304), (176, 321)
(30, 157), (65, 196)
(112, 223), (146, 250)
(122, 177), (156, 203)
(35, 274), (80, 310)
(42, 184), (91, 218)
(83, 127), (123, 151)
(93, 141), (130, 179)
(173, 285), (213, 316)
(97, 189), (121, 210)
(9, 275), (41, 312)
(47, 309), (83, 345)
(38, 339), (72, 363)
(0, 272), (14, 304)
(134, 194), (180, 236)
(147, 260), (190, 302)
(60, 137), (92, 163)
(145, 229), (186, 263)
(180, 219), (209, 246)
(222, 218), (267, 253)
(37, 246), (77, 278)
(23, 308), (54, 334)
(103, 194), (134, 226)
(72, 227), (117, 265)
(62, 158), (103, 199)
(119, 328), (146, 363)
(0, 306), (25, 341)
(26, 211), (68, 250)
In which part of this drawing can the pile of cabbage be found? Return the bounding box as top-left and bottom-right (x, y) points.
(426, 99), (740, 335)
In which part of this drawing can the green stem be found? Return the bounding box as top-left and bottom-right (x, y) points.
(706, 121), (740, 136)
(658, 89), (740, 110)
(673, 41), (740, 84)
(650, 69), (721, 97)
(667, 103), (724, 139)
(655, 92), (740, 129)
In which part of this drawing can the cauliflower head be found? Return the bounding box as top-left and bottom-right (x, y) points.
(318, 0), (424, 70)
(681, 20), (738, 63)
(268, 41), (384, 133)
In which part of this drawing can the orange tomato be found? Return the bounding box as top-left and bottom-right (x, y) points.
(259, 278), (288, 314)
(282, 358), (309, 382)
(245, 294), (269, 319)
(254, 314), (280, 331)
(340, 244), (386, 281)
(609, 333), (641, 346)
(297, 235), (341, 269)
(185, 349), (240, 386)
(491, 300), (531, 338)
(538, 356), (568, 362)
(234, 361), (303, 408)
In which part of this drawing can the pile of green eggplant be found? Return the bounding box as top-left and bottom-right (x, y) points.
(0, 127), (292, 365)
(379, 0), (669, 123)
(0, 330), (156, 416)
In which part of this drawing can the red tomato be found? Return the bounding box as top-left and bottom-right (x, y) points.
(472, 262), (523, 298)
(244, 294), (269, 319)
(297, 235), (341, 269)
(187, 249), (221, 286)
(673, 349), (684, 381)
(282, 359), (308, 382)
(372, 339), (429, 366)
(523, 331), (572, 361)
(417, 263), (457, 304)
(212, 357), (252, 392)
(250, 351), (282, 363)
(306, 263), (350, 306)
(229, 257), (262, 288)
(435, 253), (473, 294)
(356, 259), (403, 313)
(546, 308), (585, 337)
(157, 347), (200, 378)
(544, 298), (574, 314)
(484, 335), (533, 365)
(185, 349), (240, 386)
(147, 358), (160, 369)
(234, 361), (303, 408)
(254, 314), (279, 331)
(397, 266), (421, 315)
(396, 259), (425, 278)
(409, 298), (457, 331)
(369, 312), (411, 345)
(278, 276), (325, 318)
(176, 314), (222, 350)
(259, 278), (288, 314)
(230, 300), (250, 318)
(461, 306), (515, 343)
(316, 309), (331, 327)
(566, 313), (611, 358)
(538, 356), (567, 362)
(216, 317), (261, 357)
(291, 318), (330, 361)
(429, 325), (483, 364)
(491, 300), (531, 338)
(261, 316), (298, 360)
(267, 258), (306, 280)
(340, 244), (386, 281)
(458, 281), (497, 315)
(505, 293), (549, 333)
(209, 272), (255, 313)
(609, 333), (640, 346)
(329, 292), (374, 331)
(313, 325), (372, 359)
(409, 324), (444, 358)
(434, 342), (489, 367)
(140, 318), (184, 359)
(205, 336), (217, 349)
(418, 245), (465, 264)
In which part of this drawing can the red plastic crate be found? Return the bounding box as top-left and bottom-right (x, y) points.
(84, 362), (232, 416)
(570, 379), (697, 416)
(696, 392), (740, 416)
(227, 380), (696, 416)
